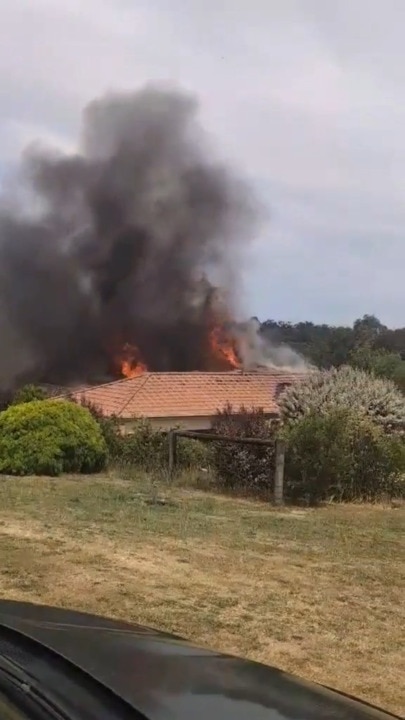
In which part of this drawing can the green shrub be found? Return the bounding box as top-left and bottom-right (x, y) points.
(117, 420), (211, 473)
(11, 384), (47, 405)
(76, 397), (212, 475)
(211, 404), (277, 493)
(118, 419), (166, 471)
(77, 398), (123, 458)
(176, 436), (212, 470)
(280, 365), (405, 434)
(0, 400), (107, 477)
(283, 408), (405, 504)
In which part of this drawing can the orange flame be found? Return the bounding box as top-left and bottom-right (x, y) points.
(116, 312), (240, 376)
(209, 326), (241, 369)
(121, 359), (147, 378)
(119, 342), (147, 378)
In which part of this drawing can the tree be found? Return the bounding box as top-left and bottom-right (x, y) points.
(259, 316), (405, 391)
(353, 314), (386, 347)
(260, 319), (355, 368)
(11, 384), (46, 405)
(349, 347), (405, 393)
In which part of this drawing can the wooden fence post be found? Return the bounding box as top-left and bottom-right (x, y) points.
(274, 438), (286, 506)
(168, 430), (177, 479)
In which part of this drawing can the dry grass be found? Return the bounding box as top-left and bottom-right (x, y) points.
(0, 472), (404, 715)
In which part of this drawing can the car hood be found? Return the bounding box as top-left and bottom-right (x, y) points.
(0, 600), (399, 720)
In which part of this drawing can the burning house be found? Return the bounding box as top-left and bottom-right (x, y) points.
(67, 370), (304, 432)
(0, 83), (306, 415)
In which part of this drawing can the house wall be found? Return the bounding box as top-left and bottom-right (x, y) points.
(120, 415), (213, 434)
(119, 412), (277, 434)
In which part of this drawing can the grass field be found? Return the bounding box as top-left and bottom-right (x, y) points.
(0, 472), (404, 715)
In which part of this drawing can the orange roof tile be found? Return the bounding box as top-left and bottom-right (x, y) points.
(64, 370), (304, 419)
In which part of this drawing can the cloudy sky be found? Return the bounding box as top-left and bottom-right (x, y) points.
(0, 0), (403, 327)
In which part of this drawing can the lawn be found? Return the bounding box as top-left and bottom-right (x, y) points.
(0, 473), (404, 715)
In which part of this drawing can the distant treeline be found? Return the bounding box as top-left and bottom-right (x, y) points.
(260, 314), (405, 392)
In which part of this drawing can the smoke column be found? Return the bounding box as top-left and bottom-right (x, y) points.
(233, 318), (309, 371)
(0, 83), (259, 389)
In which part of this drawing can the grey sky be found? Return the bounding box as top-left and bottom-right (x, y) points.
(0, 0), (403, 327)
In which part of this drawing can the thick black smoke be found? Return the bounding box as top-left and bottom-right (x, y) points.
(0, 84), (258, 388)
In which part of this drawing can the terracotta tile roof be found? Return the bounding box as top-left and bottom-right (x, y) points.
(64, 370), (304, 419)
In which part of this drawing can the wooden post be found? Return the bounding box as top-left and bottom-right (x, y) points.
(168, 430), (177, 479)
(274, 438), (286, 506)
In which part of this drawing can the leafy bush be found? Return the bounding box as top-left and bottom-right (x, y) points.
(77, 398), (123, 458)
(0, 400), (107, 476)
(211, 404), (277, 493)
(117, 420), (211, 473)
(349, 347), (405, 395)
(78, 400), (211, 474)
(283, 408), (405, 504)
(11, 384), (47, 405)
(177, 436), (212, 470)
(118, 419), (167, 471)
(280, 365), (405, 434)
